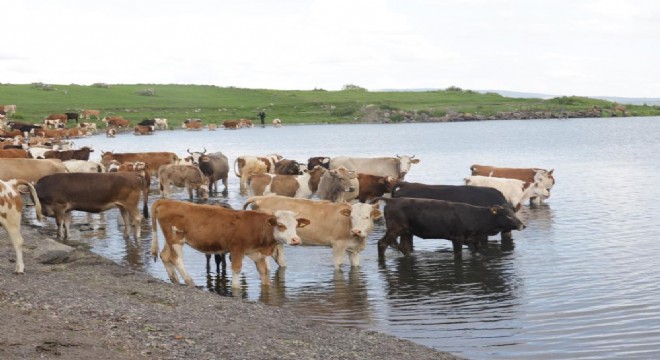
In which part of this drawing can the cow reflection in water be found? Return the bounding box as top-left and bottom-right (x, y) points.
(380, 249), (519, 309)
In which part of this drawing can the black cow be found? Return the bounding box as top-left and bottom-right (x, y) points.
(137, 119), (156, 127)
(65, 112), (79, 124)
(7, 121), (43, 134)
(375, 197), (525, 259)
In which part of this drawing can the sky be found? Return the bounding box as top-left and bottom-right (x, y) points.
(2, 0), (659, 98)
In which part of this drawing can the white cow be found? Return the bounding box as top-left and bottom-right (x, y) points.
(329, 155), (420, 180)
(244, 195), (382, 269)
(464, 175), (550, 211)
(62, 160), (106, 173)
(154, 118), (168, 130)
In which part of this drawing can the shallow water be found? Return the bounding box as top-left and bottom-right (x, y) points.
(25, 117), (660, 359)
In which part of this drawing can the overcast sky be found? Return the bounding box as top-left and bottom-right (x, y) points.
(2, 0), (658, 98)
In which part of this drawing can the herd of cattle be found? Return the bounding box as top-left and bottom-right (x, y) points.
(0, 129), (555, 289)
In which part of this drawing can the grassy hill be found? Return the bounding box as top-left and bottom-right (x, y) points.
(2, 83), (659, 127)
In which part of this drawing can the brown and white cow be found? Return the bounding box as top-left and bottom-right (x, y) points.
(158, 164), (210, 200)
(35, 172), (148, 240)
(244, 195), (382, 269)
(248, 166), (326, 198)
(470, 164), (555, 204)
(150, 198), (309, 288)
(0, 158), (67, 183)
(272, 118), (282, 127)
(0, 179), (43, 274)
(222, 120), (241, 130)
(81, 109), (101, 121)
(102, 116), (129, 128)
(233, 154), (283, 193)
(317, 167), (358, 202)
(100, 151), (179, 178)
(464, 175), (550, 211)
(274, 159), (305, 175)
(106, 127), (117, 137)
(133, 124), (154, 135)
(187, 150), (230, 194)
(239, 118), (254, 128)
(330, 155), (420, 180)
(45, 113), (68, 123)
(182, 119), (203, 130)
(356, 173), (398, 203)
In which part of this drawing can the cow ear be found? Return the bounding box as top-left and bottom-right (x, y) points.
(339, 208), (351, 217)
(371, 209), (382, 219)
(267, 217), (278, 227)
(411, 159), (420, 164)
(322, 158), (330, 164)
(548, 169), (554, 175)
(297, 218), (311, 228)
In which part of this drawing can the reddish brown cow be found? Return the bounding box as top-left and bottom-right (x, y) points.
(134, 125), (154, 135)
(81, 109), (101, 121)
(222, 120), (241, 129)
(0, 149), (30, 158)
(102, 116), (130, 128)
(150, 199), (310, 288)
(100, 151), (179, 178)
(43, 146), (94, 161)
(46, 113), (68, 122)
(357, 173), (398, 203)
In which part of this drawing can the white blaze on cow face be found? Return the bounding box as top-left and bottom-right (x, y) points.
(198, 184), (210, 200)
(347, 203), (382, 238)
(270, 210), (309, 245)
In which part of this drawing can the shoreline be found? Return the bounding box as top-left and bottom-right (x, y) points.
(0, 225), (462, 359)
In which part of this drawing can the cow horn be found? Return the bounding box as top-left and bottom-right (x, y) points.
(187, 148), (192, 155)
(203, 147), (207, 154)
(411, 154), (415, 158)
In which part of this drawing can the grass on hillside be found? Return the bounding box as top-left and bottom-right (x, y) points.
(1, 83), (659, 128)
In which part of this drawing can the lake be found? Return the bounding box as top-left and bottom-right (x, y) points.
(27, 117), (660, 359)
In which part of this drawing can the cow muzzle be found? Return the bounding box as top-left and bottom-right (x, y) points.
(290, 237), (301, 246)
(351, 229), (366, 238)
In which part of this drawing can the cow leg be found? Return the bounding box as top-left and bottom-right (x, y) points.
(128, 208), (142, 240)
(230, 252), (245, 288)
(377, 230), (400, 258)
(222, 177), (228, 194)
(63, 211), (73, 240)
(501, 231), (512, 241)
(347, 248), (361, 267)
(247, 253), (270, 286)
(451, 238), (464, 259)
(398, 233), (414, 255)
(332, 243), (347, 269)
(171, 243), (194, 286)
(160, 245), (180, 284)
(118, 207), (131, 239)
(6, 227), (25, 274)
(271, 244), (287, 268)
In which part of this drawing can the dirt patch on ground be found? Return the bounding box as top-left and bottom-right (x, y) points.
(0, 226), (461, 359)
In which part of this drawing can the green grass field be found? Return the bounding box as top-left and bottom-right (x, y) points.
(1, 83), (659, 128)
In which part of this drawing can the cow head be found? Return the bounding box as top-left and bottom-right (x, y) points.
(186, 148), (207, 165)
(490, 206), (526, 231)
(340, 203), (382, 239)
(533, 169), (555, 192)
(328, 167), (356, 192)
(396, 155), (420, 179)
(269, 210), (310, 246)
(307, 156), (330, 170)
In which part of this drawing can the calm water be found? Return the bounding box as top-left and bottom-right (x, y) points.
(26, 117), (660, 359)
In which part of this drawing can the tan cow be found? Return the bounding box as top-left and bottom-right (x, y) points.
(244, 195), (382, 269)
(45, 113), (68, 122)
(233, 154), (282, 193)
(2, 105), (16, 115)
(239, 118), (254, 128)
(470, 164), (555, 204)
(100, 151), (179, 178)
(317, 167), (358, 202)
(158, 164), (210, 200)
(248, 166), (326, 198)
(150, 198), (309, 288)
(81, 109), (101, 121)
(0, 179), (42, 273)
(182, 119), (203, 130)
(0, 158), (67, 183)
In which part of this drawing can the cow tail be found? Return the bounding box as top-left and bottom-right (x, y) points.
(233, 158), (241, 177)
(18, 180), (43, 222)
(150, 201), (160, 262)
(143, 186), (150, 219)
(243, 197), (257, 210)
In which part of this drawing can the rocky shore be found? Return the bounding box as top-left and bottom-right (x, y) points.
(0, 225), (462, 360)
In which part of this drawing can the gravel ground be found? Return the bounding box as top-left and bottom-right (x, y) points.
(0, 226), (462, 360)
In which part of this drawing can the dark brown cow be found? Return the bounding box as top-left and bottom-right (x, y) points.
(274, 159), (304, 175)
(35, 172), (149, 240)
(100, 151), (179, 177)
(43, 146), (94, 161)
(65, 112), (79, 124)
(357, 173), (398, 203)
(107, 161), (152, 208)
(307, 156), (330, 170)
(0, 149), (30, 158)
(375, 197), (525, 259)
(150, 199), (310, 288)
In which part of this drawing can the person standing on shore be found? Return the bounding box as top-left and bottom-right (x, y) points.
(258, 111), (266, 128)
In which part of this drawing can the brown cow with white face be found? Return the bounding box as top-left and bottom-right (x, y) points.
(35, 172), (147, 240)
(150, 198), (310, 288)
(0, 179), (43, 274)
(248, 166), (326, 198)
(470, 164), (555, 204)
